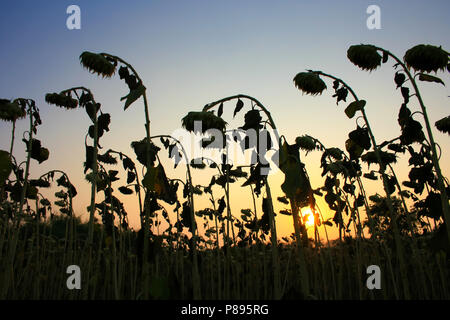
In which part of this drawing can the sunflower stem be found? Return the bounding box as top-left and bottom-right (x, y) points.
(377, 47), (450, 249)
(310, 71), (410, 299)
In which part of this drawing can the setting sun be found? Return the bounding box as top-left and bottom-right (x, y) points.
(301, 207), (316, 228)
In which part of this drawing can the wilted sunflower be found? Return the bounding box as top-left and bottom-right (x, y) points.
(182, 111), (227, 133)
(325, 147), (344, 161)
(435, 116), (450, 135)
(293, 72), (327, 95)
(361, 151), (397, 167)
(45, 93), (78, 109)
(79, 51), (116, 78)
(347, 44), (382, 71)
(0, 99), (26, 122)
(404, 44), (448, 73)
(295, 135), (316, 152)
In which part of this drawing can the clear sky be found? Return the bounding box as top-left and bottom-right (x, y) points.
(1, 0), (449, 241)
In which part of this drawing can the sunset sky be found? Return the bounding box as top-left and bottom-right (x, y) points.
(1, 0), (449, 241)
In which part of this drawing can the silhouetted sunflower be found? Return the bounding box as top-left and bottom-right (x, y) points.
(347, 44), (382, 71)
(404, 44), (448, 73)
(293, 72), (327, 95)
(295, 135), (316, 152)
(435, 116), (450, 135)
(181, 111), (227, 133)
(0, 99), (26, 122)
(45, 93), (78, 109)
(79, 51), (116, 77)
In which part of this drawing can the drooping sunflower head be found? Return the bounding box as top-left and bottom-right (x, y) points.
(0, 99), (26, 122)
(293, 72), (327, 95)
(435, 116), (450, 135)
(45, 93), (78, 109)
(182, 111), (227, 133)
(79, 51), (116, 78)
(404, 44), (448, 73)
(295, 135), (317, 152)
(347, 44), (382, 71)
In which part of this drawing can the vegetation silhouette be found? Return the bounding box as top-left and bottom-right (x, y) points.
(0, 43), (449, 300)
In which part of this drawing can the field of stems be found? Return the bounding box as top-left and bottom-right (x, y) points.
(1, 44), (449, 300)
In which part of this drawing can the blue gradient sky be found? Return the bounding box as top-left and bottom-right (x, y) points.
(1, 0), (449, 240)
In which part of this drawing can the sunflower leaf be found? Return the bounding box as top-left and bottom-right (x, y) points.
(121, 83), (146, 110)
(218, 102), (224, 117)
(418, 73), (445, 86)
(233, 99), (244, 118)
(344, 100), (366, 119)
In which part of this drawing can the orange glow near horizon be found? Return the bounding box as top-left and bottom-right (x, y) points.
(301, 207), (316, 229)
